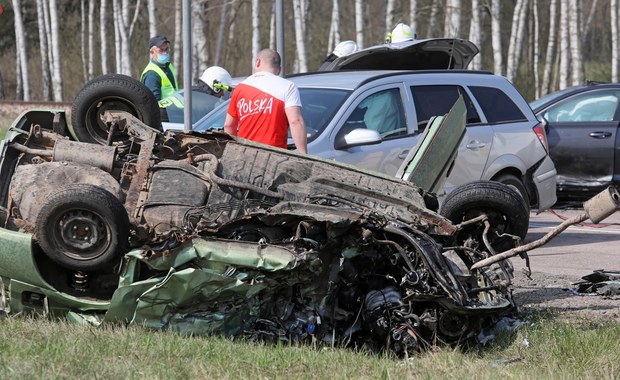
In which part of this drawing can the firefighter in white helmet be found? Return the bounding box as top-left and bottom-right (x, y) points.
(159, 66), (233, 123)
(319, 40), (360, 70)
(385, 23), (417, 43)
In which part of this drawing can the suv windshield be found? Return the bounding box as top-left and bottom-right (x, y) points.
(194, 88), (350, 141)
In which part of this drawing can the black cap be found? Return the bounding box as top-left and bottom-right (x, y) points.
(149, 35), (170, 49)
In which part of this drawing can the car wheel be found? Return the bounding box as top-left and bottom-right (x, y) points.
(439, 180), (529, 253)
(494, 173), (530, 208)
(71, 74), (162, 145)
(35, 184), (130, 272)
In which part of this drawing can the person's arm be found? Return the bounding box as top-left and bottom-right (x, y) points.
(224, 113), (238, 136)
(142, 71), (162, 100)
(285, 106), (308, 154)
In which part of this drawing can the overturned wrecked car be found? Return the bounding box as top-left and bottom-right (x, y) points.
(0, 84), (531, 356)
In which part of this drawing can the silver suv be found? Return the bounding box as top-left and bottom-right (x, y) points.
(195, 69), (557, 210)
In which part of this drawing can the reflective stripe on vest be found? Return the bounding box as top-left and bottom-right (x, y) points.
(140, 62), (178, 99)
(159, 94), (184, 109)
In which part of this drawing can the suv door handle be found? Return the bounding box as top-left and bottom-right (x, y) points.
(398, 149), (409, 159)
(589, 131), (612, 139)
(466, 140), (486, 149)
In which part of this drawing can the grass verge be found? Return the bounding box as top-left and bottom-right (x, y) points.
(0, 312), (619, 379)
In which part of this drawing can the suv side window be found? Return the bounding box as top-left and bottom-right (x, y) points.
(469, 86), (527, 123)
(410, 85), (481, 129)
(340, 88), (407, 140)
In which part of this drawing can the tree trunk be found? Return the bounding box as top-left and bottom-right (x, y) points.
(491, 0), (504, 75)
(355, 0), (364, 48)
(252, 0), (261, 62)
(293, 0), (308, 72)
(542, 0), (558, 94)
(36, 0), (51, 100)
(214, 0), (228, 65)
(444, 0), (461, 37)
(533, 0), (541, 98)
(148, 0), (157, 37)
(88, 0), (96, 80)
(559, 0), (570, 89)
(12, 0), (29, 100)
(506, 0), (529, 83)
(327, 0), (340, 55)
(385, 0), (395, 36)
(469, 0), (481, 70)
(173, 0), (182, 70)
(81, 0), (88, 83)
(100, 0), (109, 75)
(613, 0), (619, 82)
(428, 0), (440, 37)
(569, 0), (584, 85)
(112, 0), (122, 73)
(192, 0), (208, 81)
(582, 0), (599, 44)
(49, 0), (63, 101)
(269, 1), (276, 50)
(409, 0), (418, 33)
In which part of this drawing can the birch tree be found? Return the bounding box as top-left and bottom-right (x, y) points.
(469, 0), (481, 70)
(428, 1), (440, 37)
(569, 0), (584, 85)
(506, 0), (529, 82)
(533, 0), (541, 98)
(173, 0), (182, 70)
(192, 0), (208, 80)
(214, 0), (228, 65)
(327, 0), (340, 55)
(491, 0), (504, 75)
(36, 0), (51, 100)
(100, 0), (109, 75)
(147, 0), (157, 37)
(112, 0), (141, 76)
(355, 0), (364, 48)
(293, 0), (308, 72)
(87, 0), (96, 80)
(252, 0), (261, 62)
(612, 0), (618, 82)
(269, 1), (276, 50)
(80, 0), (87, 82)
(542, 0), (558, 94)
(385, 0), (395, 36)
(12, 0), (29, 100)
(559, 0), (570, 89)
(409, 0), (418, 33)
(444, 0), (461, 37)
(49, 0), (63, 101)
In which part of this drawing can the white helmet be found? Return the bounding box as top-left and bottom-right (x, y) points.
(333, 40), (359, 57)
(200, 66), (232, 93)
(386, 23), (416, 43)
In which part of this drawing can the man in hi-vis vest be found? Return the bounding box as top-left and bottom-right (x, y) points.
(140, 35), (178, 101)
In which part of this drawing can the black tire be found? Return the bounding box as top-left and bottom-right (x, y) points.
(35, 184), (130, 272)
(494, 173), (530, 208)
(71, 74), (162, 145)
(439, 180), (529, 253)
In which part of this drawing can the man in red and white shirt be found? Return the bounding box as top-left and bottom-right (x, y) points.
(224, 49), (308, 153)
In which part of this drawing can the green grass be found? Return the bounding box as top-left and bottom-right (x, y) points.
(0, 313), (619, 379)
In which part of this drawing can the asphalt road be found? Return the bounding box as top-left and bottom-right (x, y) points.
(512, 207), (620, 278)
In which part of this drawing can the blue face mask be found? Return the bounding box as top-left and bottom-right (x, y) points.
(157, 53), (170, 64)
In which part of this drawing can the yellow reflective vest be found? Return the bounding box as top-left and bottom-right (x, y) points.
(140, 62), (178, 99)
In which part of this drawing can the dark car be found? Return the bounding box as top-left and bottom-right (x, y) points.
(530, 83), (620, 201)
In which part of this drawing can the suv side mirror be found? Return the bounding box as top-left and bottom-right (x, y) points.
(335, 128), (382, 150)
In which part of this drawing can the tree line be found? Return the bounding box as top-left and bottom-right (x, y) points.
(1, 0), (618, 103)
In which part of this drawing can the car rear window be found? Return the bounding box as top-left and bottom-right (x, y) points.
(409, 85), (481, 128)
(469, 86), (527, 123)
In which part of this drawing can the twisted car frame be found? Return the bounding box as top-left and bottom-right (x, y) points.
(0, 89), (529, 356)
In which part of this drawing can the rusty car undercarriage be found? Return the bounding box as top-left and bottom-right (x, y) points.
(0, 105), (535, 356)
